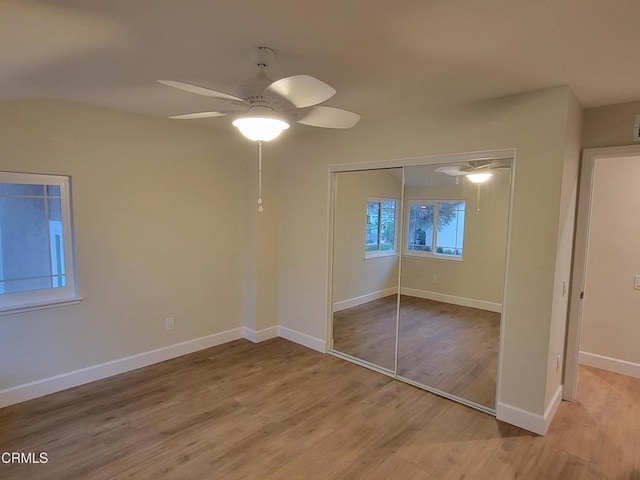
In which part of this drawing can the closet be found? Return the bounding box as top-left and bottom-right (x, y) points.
(329, 152), (513, 412)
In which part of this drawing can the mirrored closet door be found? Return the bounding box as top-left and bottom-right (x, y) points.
(397, 161), (511, 411)
(329, 154), (513, 413)
(331, 168), (402, 372)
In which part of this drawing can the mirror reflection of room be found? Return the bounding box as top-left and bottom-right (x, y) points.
(330, 159), (512, 412)
(398, 161), (511, 409)
(331, 168), (402, 371)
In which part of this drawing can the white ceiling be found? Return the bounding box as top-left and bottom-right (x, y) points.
(3, 0), (640, 129)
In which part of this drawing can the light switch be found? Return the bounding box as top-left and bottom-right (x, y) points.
(635, 275), (640, 290)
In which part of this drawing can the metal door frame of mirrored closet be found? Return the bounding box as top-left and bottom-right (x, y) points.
(326, 148), (517, 416)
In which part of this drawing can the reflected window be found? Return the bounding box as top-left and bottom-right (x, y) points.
(365, 198), (397, 258)
(406, 200), (465, 259)
(0, 172), (78, 313)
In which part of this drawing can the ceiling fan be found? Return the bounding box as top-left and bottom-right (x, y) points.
(158, 47), (361, 213)
(434, 159), (511, 183)
(157, 46), (361, 141)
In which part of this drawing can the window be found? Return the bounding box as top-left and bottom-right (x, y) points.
(406, 200), (466, 259)
(0, 172), (79, 313)
(365, 198), (397, 258)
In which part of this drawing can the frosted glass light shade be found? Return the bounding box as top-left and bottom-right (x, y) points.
(466, 173), (493, 183)
(232, 117), (289, 142)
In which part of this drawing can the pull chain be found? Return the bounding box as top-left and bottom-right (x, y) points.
(476, 184), (481, 214)
(257, 141), (264, 212)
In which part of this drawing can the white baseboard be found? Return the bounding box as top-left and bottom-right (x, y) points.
(0, 327), (244, 408)
(579, 351), (640, 379)
(401, 287), (502, 313)
(496, 385), (563, 435)
(243, 326), (278, 343)
(277, 326), (327, 353)
(333, 287), (398, 312)
(544, 384), (564, 433)
(0, 324), (327, 409)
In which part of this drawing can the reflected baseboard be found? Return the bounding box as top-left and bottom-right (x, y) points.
(401, 287), (502, 313)
(333, 288), (501, 314)
(333, 287), (398, 312)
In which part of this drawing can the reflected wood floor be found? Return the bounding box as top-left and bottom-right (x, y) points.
(1, 339), (639, 480)
(332, 295), (399, 371)
(333, 295), (500, 408)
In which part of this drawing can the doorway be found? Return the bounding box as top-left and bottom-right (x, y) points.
(565, 145), (640, 400)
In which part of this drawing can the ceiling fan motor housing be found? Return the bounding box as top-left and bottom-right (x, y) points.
(233, 47), (277, 107)
(236, 68), (273, 107)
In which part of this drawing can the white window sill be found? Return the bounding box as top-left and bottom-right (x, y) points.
(0, 297), (83, 316)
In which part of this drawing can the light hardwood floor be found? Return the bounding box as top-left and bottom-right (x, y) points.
(333, 295), (500, 408)
(1, 338), (639, 479)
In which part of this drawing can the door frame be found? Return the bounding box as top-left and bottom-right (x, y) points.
(564, 144), (640, 401)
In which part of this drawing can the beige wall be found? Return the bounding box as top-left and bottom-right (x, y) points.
(583, 100), (640, 148)
(580, 155), (640, 365)
(332, 169), (402, 303)
(0, 100), (245, 389)
(545, 92), (583, 406)
(276, 86), (578, 416)
(401, 181), (510, 305)
(243, 144), (280, 332)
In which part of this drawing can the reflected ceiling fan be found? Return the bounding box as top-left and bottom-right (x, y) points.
(158, 46), (361, 141)
(435, 159), (511, 183)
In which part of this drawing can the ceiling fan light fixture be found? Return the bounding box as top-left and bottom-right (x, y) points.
(232, 106), (289, 142)
(466, 173), (493, 183)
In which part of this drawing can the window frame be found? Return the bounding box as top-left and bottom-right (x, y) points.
(404, 199), (466, 261)
(0, 171), (80, 315)
(364, 197), (399, 259)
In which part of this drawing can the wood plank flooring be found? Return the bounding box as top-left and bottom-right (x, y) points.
(333, 295), (500, 408)
(1, 338), (639, 480)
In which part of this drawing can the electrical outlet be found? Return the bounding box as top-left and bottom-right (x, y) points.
(432, 275), (438, 284)
(165, 317), (175, 331)
(556, 355), (561, 373)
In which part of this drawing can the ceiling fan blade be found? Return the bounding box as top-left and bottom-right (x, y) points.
(157, 80), (247, 106)
(169, 111), (229, 120)
(434, 165), (469, 176)
(266, 75), (336, 108)
(296, 106), (361, 129)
